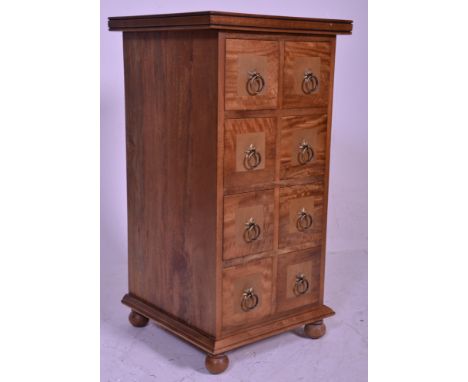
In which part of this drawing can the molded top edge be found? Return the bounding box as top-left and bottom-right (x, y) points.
(108, 11), (353, 35)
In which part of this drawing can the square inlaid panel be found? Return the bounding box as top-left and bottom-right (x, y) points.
(223, 190), (275, 260)
(276, 249), (321, 313)
(225, 39), (279, 110)
(279, 184), (324, 250)
(222, 258), (273, 330)
(224, 117), (276, 193)
(283, 41), (332, 108)
(279, 114), (327, 180)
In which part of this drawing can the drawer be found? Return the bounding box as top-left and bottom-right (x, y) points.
(279, 184), (324, 250)
(276, 249), (321, 313)
(224, 117), (276, 192)
(283, 41), (332, 108)
(222, 258), (273, 329)
(225, 39), (279, 110)
(223, 190), (275, 260)
(279, 114), (327, 180)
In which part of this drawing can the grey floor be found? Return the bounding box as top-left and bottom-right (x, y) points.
(101, 250), (367, 382)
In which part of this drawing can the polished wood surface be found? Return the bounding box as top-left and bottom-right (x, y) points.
(222, 258), (273, 330)
(318, 37), (337, 305)
(128, 310), (149, 327)
(304, 320), (326, 339)
(205, 354), (229, 374)
(283, 41), (333, 108)
(279, 114), (327, 180)
(214, 304), (334, 352)
(276, 249), (321, 313)
(109, 11), (353, 35)
(224, 117), (276, 193)
(279, 184), (324, 250)
(122, 293), (216, 352)
(122, 293), (335, 353)
(223, 190), (275, 260)
(225, 39), (279, 110)
(112, 12), (352, 373)
(123, 30), (219, 335)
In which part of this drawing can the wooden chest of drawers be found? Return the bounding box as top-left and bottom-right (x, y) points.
(109, 11), (352, 374)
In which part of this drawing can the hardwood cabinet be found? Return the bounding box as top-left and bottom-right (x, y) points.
(109, 11), (353, 374)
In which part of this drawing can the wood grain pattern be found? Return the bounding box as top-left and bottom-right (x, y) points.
(283, 41), (333, 108)
(276, 249), (321, 313)
(222, 258), (273, 330)
(214, 303), (334, 352)
(318, 36), (337, 305)
(122, 293), (334, 355)
(113, 15), (351, 371)
(109, 11), (353, 35)
(225, 106), (328, 119)
(279, 114), (327, 180)
(279, 184), (324, 250)
(215, 32), (227, 337)
(123, 30), (218, 335)
(122, 293), (216, 353)
(223, 190), (275, 260)
(225, 39), (279, 110)
(224, 117), (276, 193)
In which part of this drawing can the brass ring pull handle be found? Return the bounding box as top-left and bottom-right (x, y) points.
(297, 208), (313, 231)
(294, 273), (310, 296)
(244, 144), (262, 170)
(298, 139), (315, 165)
(243, 217), (261, 243)
(302, 71), (319, 94)
(246, 70), (265, 95)
(241, 288), (259, 312)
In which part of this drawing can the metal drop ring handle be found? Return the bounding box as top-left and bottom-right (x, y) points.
(243, 217), (261, 243)
(297, 208), (313, 231)
(302, 71), (319, 94)
(241, 288), (259, 312)
(294, 274), (310, 296)
(298, 139), (315, 165)
(247, 71), (265, 95)
(244, 144), (261, 170)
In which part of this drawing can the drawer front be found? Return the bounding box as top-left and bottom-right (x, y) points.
(279, 184), (324, 250)
(222, 258), (273, 329)
(276, 249), (321, 313)
(224, 117), (276, 192)
(225, 39), (279, 110)
(279, 114), (327, 180)
(283, 41), (332, 108)
(223, 190), (275, 260)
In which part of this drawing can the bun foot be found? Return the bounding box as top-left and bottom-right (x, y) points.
(205, 353), (229, 374)
(304, 320), (326, 339)
(128, 310), (149, 327)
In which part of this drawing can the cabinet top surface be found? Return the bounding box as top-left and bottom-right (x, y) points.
(108, 11), (353, 35)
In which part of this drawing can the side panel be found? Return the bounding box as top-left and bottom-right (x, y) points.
(123, 30), (219, 335)
(319, 36), (336, 304)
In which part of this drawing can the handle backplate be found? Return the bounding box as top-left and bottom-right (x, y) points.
(298, 139), (315, 165)
(241, 287), (259, 312)
(243, 217), (261, 243)
(244, 143), (262, 170)
(293, 273), (310, 296)
(247, 71), (265, 95)
(296, 208), (313, 231)
(302, 71), (319, 94)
